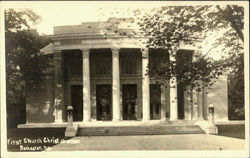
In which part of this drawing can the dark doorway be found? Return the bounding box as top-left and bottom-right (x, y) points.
(96, 85), (112, 121)
(122, 84), (137, 120)
(150, 84), (161, 120)
(71, 85), (83, 121)
(177, 83), (184, 119)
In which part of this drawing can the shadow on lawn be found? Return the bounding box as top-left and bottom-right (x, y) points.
(217, 124), (245, 140)
(7, 128), (71, 152)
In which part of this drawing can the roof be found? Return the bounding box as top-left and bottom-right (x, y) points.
(40, 43), (54, 55)
(53, 18), (140, 37)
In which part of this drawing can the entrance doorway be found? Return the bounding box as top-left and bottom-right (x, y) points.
(96, 85), (112, 121)
(177, 83), (184, 119)
(150, 84), (161, 120)
(71, 85), (83, 121)
(122, 84), (137, 120)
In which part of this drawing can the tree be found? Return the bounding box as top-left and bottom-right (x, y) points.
(134, 6), (224, 90)
(199, 5), (244, 119)
(5, 9), (51, 127)
(133, 5), (244, 119)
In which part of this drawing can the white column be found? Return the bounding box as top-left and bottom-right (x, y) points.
(161, 84), (166, 121)
(169, 54), (178, 121)
(184, 86), (192, 120)
(192, 89), (199, 120)
(82, 48), (91, 122)
(193, 50), (204, 120)
(198, 81), (204, 120)
(112, 48), (121, 121)
(54, 50), (63, 123)
(141, 48), (150, 121)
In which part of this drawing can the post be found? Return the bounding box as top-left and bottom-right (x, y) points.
(82, 48), (91, 122)
(208, 104), (215, 125)
(67, 106), (74, 126)
(205, 104), (218, 134)
(65, 106), (78, 137)
(112, 48), (121, 121)
(54, 50), (64, 123)
(169, 52), (178, 121)
(141, 48), (150, 121)
(161, 84), (167, 121)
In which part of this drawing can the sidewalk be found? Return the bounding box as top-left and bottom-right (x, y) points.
(45, 134), (245, 151)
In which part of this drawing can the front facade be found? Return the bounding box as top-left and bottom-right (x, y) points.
(24, 18), (228, 124)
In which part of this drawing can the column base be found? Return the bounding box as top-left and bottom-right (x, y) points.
(205, 124), (218, 135)
(65, 124), (79, 138)
(192, 117), (199, 121)
(54, 119), (63, 123)
(161, 118), (167, 122)
(112, 119), (121, 122)
(169, 118), (178, 121)
(142, 118), (150, 122)
(197, 117), (204, 121)
(83, 119), (91, 122)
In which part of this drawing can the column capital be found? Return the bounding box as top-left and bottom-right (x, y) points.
(141, 48), (148, 59)
(54, 50), (62, 61)
(81, 48), (90, 58)
(54, 49), (62, 53)
(111, 48), (120, 58)
(81, 48), (90, 52)
(194, 49), (202, 57)
(140, 48), (148, 52)
(194, 49), (202, 54)
(193, 49), (202, 62)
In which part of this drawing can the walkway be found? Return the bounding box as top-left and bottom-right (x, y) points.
(45, 134), (245, 151)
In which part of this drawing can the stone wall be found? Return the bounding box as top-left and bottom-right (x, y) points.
(205, 75), (228, 121)
(26, 55), (55, 123)
(26, 76), (55, 123)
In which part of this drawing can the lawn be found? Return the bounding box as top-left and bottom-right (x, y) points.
(217, 124), (245, 139)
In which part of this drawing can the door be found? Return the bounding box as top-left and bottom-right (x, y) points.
(122, 84), (137, 120)
(71, 85), (83, 121)
(150, 84), (161, 120)
(177, 83), (184, 119)
(96, 85), (112, 121)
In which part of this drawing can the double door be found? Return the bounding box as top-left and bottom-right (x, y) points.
(122, 84), (137, 120)
(96, 85), (112, 121)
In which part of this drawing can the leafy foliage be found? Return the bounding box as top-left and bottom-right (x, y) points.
(5, 9), (51, 127)
(134, 5), (244, 119)
(134, 6), (234, 91)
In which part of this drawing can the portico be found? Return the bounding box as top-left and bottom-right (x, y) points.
(53, 46), (180, 122)
(23, 18), (229, 126)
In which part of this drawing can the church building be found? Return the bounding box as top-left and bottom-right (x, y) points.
(23, 18), (228, 126)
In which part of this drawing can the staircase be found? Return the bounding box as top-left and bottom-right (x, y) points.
(77, 125), (204, 136)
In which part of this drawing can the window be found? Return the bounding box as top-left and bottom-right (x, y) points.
(120, 50), (138, 75)
(96, 58), (111, 74)
(90, 50), (112, 75)
(64, 51), (82, 78)
(121, 58), (137, 74)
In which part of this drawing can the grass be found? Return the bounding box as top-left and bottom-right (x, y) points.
(217, 124), (245, 139)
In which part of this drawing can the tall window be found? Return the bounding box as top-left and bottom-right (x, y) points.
(64, 51), (82, 78)
(120, 50), (138, 75)
(90, 50), (112, 75)
(96, 58), (111, 74)
(121, 58), (137, 74)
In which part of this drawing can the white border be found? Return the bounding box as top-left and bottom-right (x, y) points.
(0, 1), (249, 158)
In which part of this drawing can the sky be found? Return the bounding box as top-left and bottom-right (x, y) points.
(2, 1), (171, 35)
(2, 1), (247, 61)
(3, 1), (238, 35)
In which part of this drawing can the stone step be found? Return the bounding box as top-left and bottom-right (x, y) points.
(77, 125), (204, 136)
